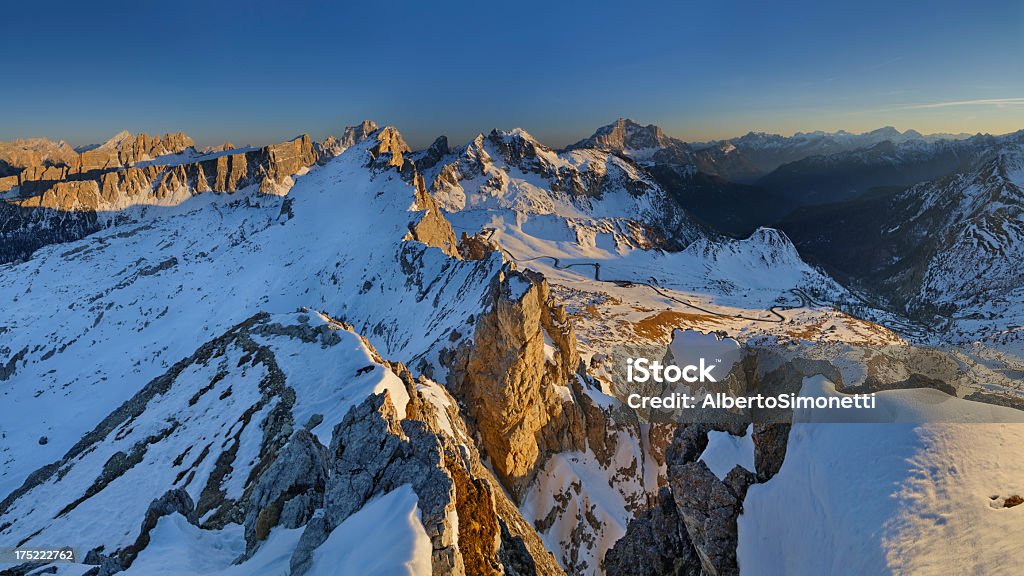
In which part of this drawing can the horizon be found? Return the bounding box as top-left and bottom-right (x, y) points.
(1, 0), (1022, 149)
(4, 120), (1019, 153)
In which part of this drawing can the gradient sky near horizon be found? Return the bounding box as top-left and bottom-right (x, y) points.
(1, 0), (1022, 149)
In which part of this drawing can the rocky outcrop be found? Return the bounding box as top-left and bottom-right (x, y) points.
(0, 174), (18, 192)
(257, 134), (318, 194)
(0, 133), (321, 263)
(447, 267), (586, 499)
(289, 390), (464, 575)
(340, 120), (379, 149)
(604, 487), (702, 576)
(368, 126), (413, 172)
(669, 461), (754, 576)
(457, 230), (499, 260)
(243, 429), (328, 554)
(14, 180), (102, 210)
(751, 423), (790, 482)
(406, 173), (460, 257)
(288, 386), (565, 576)
(607, 420), (786, 576)
(118, 488), (199, 569)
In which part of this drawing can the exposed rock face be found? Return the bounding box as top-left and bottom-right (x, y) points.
(607, 420), (788, 576)
(290, 390), (463, 575)
(243, 429), (328, 553)
(414, 135), (451, 171)
(572, 118), (676, 153)
(0, 133), (321, 263)
(604, 487), (702, 576)
(0, 174), (18, 192)
(406, 173), (460, 257)
(257, 134), (318, 194)
(669, 461), (754, 576)
(15, 180), (102, 210)
(340, 119), (379, 149)
(457, 230), (499, 260)
(751, 423), (790, 482)
(447, 267), (585, 499)
(78, 131), (195, 172)
(368, 125), (413, 172)
(288, 385), (565, 576)
(0, 137), (80, 172)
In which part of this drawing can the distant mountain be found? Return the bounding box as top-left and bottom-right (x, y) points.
(777, 130), (1024, 330)
(569, 117), (697, 166)
(570, 119), (786, 236)
(423, 126), (709, 250)
(693, 126), (974, 182)
(0, 137), (80, 173)
(0, 123), (381, 265)
(757, 135), (996, 209)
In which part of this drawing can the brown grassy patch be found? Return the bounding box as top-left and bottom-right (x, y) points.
(633, 311), (720, 340)
(786, 316), (828, 340)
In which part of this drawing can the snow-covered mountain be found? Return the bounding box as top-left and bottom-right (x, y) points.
(695, 126), (974, 182)
(757, 134), (998, 207)
(0, 123), (384, 265)
(569, 118), (697, 168)
(778, 131), (1024, 344)
(419, 127), (709, 250)
(1, 120), (1022, 576)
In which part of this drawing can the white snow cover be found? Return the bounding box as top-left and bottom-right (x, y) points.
(0, 312), (412, 560)
(0, 131), (500, 499)
(306, 485), (432, 576)
(698, 425), (755, 481)
(739, 376), (1024, 575)
(122, 485), (430, 575)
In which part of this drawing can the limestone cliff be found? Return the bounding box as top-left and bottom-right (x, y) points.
(447, 267), (586, 500)
(0, 133), (321, 264)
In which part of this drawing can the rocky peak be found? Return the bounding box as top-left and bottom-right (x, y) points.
(339, 119), (379, 149)
(96, 130), (134, 150)
(367, 126), (412, 171)
(316, 121), (378, 161)
(573, 118), (675, 153)
(487, 128), (551, 165)
(411, 135), (451, 171)
(446, 267), (585, 499)
(0, 137), (80, 171)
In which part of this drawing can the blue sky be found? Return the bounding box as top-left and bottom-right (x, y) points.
(1, 0), (1021, 148)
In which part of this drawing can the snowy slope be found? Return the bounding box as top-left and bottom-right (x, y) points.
(0, 128), (500, 501)
(739, 377), (1024, 575)
(420, 128), (707, 250)
(0, 312), (412, 558)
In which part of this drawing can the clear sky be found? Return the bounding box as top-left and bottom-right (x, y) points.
(1, 0), (1021, 149)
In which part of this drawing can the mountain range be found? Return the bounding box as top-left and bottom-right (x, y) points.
(1, 118), (1022, 576)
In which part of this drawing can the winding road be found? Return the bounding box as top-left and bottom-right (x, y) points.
(477, 227), (807, 324)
